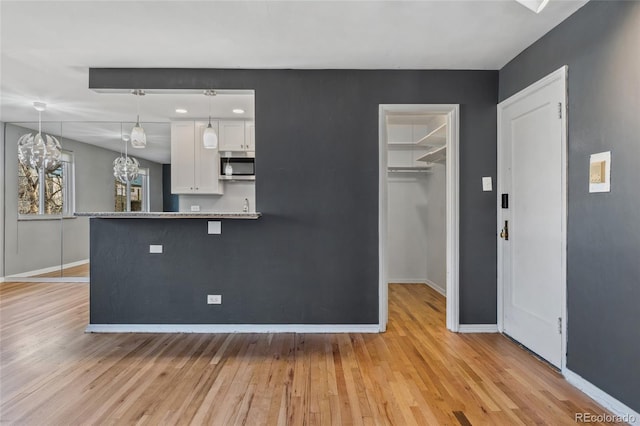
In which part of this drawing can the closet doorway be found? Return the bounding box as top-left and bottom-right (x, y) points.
(378, 105), (459, 332)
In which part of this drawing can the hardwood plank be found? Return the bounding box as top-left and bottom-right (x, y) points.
(0, 282), (619, 425)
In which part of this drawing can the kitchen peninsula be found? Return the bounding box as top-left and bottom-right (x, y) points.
(81, 213), (265, 332)
(80, 96), (269, 331)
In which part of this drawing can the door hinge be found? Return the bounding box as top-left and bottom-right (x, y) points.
(558, 317), (562, 334)
(558, 102), (563, 119)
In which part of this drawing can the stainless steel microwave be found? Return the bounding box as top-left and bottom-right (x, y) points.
(219, 157), (255, 181)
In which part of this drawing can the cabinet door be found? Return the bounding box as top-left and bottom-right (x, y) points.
(171, 122), (196, 193)
(245, 121), (255, 151)
(219, 120), (246, 151)
(194, 121), (223, 194)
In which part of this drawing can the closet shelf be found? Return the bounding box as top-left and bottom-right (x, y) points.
(387, 142), (423, 148)
(416, 122), (447, 147)
(387, 166), (432, 173)
(416, 145), (446, 163)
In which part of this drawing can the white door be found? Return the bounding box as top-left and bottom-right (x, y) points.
(498, 67), (567, 368)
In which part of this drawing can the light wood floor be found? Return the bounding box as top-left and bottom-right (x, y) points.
(0, 282), (612, 425)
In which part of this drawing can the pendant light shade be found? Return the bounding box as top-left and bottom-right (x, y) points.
(18, 102), (62, 172)
(203, 122), (218, 149)
(130, 120), (147, 148)
(130, 90), (146, 149)
(113, 155), (140, 183)
(203, 90), (218, 149)
(113, 134), (139, 184)
(30, 133), (62, 171)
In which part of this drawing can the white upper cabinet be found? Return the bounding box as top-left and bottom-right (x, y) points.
(219, 120), (246, 151)
(171, 121), (223, 195)
(195, 121), (223, 193)
(171, 122), (196, 194)
(218, 120), (255, 152)
(245, 121), (255, 151)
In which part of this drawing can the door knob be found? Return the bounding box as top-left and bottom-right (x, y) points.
(500, 220), (509, 240)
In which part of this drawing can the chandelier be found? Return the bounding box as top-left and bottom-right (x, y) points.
(17, 102), (62, 172)
(113, 134), (140, 184)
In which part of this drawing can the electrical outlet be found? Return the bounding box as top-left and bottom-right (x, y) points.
(208, 221), (221, 234)
(149, 244), (163, 254)
(207, 294), (222, 305)
(191, 205), (201, 212)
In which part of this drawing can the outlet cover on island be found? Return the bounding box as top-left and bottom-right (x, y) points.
(191, 205), (200, 212)
(207, 295), (222, 304)
(208, 221), (221, 234)
(149, 245), (163, 254)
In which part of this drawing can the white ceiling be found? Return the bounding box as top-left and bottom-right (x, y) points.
(1, 0), (588, 162)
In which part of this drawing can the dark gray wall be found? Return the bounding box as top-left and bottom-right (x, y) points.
(89, 69), (498, 324)
(500, 1), (640, 411)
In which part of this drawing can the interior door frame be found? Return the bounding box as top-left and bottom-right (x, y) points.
(497, 66), (568, 369)
(378, 104), (460, 332)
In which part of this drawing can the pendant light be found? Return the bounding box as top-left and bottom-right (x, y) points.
(17, 102), (62, 172)
(203, 89), (218, 149)
(114, 128), (139, 184)
(130, 89), (147, 148)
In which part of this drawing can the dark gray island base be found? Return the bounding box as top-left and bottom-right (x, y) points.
(87, 216), (379, 333)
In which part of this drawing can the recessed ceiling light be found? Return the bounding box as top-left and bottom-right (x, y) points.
(175, 108), (188, 114)
(232, 109), (245, 114)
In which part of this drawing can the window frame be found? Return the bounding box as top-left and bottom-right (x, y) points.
(18, 150), (76, 221)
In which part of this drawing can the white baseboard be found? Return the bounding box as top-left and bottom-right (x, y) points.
(0, 276), (5, 283)
(564, 369), (640, 425)
(86, 324), (381, 334)
(8, 259), (89, 278)
(388, 278), (429, 284)
(424, 279), (446, 297)
(388, 279), (446, 296)
(458, 324), (499, 333)
(4, 277), (89, 283)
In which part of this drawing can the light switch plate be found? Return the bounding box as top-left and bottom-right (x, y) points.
(589, 151), (611, 193)
(190, 205), (200, 212)
(149, 245), (163, 254)
(208, 221), (221, 235)
(207, 295), (222, 305)
(482, 177), (493, 192)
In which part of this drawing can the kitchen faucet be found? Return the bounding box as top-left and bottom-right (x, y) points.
(243, 198), (249, 213)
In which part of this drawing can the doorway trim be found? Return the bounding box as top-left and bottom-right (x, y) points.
(378, 104), (460, 332)
(496, 66), (568, 369)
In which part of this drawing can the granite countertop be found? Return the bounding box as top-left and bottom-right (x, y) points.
(74, 212), (262, 219)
